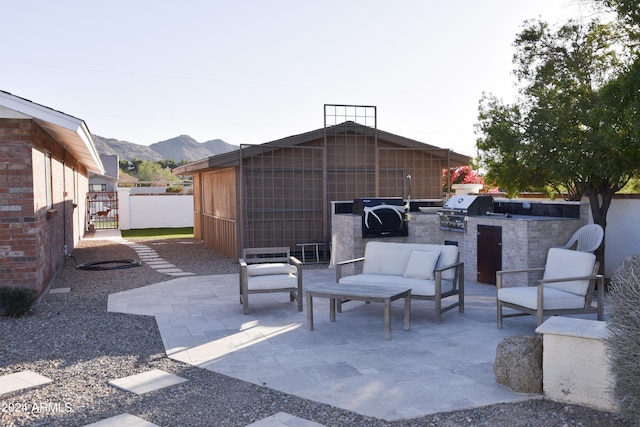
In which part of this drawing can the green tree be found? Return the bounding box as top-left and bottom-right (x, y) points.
(476, 18), (639, 272)
(593, 0), (640, 29)
(136, 160), (180, 183)
(157, 159), (178, 170)
(121, 158), (144, 176)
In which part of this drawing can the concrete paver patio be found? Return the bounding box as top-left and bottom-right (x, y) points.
(107, 268), (541, 422)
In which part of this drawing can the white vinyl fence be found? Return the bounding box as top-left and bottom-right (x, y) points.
(117, 188), (193, 230)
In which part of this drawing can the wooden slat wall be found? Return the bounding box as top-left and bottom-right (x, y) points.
(192, 174), (202, 240)
(198, 168), (238, 259)
(202, 214), (237, 259)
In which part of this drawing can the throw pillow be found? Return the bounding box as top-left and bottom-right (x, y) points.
(403, 250), (441, 280)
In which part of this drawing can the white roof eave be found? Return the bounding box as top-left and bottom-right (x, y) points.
(0, 91), (104, 174)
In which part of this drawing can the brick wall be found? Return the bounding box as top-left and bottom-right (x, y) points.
(0, 120), (38, 292)
(0, 118), (88, 295)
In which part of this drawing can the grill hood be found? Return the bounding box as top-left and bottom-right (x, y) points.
(443, 195), (494, 215)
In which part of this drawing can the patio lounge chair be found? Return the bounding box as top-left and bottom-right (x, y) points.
(558, 224), (604, 253)
(496, 247), (604, 328)
(239, 247), (303, 314)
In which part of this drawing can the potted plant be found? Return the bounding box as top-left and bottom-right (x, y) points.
(443, 166), (485, 195)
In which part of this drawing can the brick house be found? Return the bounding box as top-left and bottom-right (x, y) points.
(0, 90), (103, 296)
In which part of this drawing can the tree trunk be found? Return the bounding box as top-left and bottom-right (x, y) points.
(585, 187), (614, 276)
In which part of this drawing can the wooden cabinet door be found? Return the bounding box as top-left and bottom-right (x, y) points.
(477, 225), (502, 285)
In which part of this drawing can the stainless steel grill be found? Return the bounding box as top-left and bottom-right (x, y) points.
(439, 195), (494, 232)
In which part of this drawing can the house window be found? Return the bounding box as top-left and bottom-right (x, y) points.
(44, 153), (52, 208)
(90, 184), (107, 192)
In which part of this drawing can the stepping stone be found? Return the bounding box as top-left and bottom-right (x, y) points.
(108, 369), (187, 395)
(167, 272), (196, 277)
(246, 412), (327, 427)
(156, 268), (183, 274)
(49, 287), (71, 294)
(148, 263), (176, 269)
(83, 413), (160, 427)
(0, 371), (53, 395)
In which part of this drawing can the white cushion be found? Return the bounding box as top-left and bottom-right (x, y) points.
(435, 245), (459, 280)
(498, 286), (586, 310)
(247, 262), (296, 276)
(339, 273), (455, 296)
(362, 244), (410, 276)
(403, 251), (441, 280)
(247, 274), (298, 290)
(543, 248), (595, 296)
(361, 242), (458, 280)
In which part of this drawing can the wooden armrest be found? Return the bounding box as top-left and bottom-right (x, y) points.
(435, 261), (463, 273)
(536, 274), (603, 286)
(289, 256), (302, 266)
(496, 267), (544, 289)
(335, 257), (365, 283)
(497, 267), (545, 276)
(336, 257), (365, 266)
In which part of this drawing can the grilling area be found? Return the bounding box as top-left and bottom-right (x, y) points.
(331, 194), (587, 286)
(438, 194), (496, 232)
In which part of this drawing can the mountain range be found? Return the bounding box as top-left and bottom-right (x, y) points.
(92, 134), (238, 163)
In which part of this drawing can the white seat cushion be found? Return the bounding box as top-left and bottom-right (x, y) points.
(247, 274), (298, 290)
(403, 251), (441, 280)
(247, 263), (296, 276)
(498, 286), (586, 310)
(339, 273), (454, 296)
(361, 242), (458, 280)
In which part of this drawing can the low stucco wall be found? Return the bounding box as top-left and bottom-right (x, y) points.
(601, 197), (640, 277)
(536, 317), (617, 413)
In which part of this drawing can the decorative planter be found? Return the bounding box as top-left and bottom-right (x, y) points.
(452, 183), (483, 195)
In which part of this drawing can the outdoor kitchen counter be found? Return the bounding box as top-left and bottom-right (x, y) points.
(411, 212), (574, 221)
(492, 214), (574, 221)
(333, 208), (589, 285)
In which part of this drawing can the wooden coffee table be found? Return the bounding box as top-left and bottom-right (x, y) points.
(306, 284), (411, 340)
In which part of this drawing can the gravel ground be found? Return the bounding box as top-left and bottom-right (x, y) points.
(0, 238), (632, 427)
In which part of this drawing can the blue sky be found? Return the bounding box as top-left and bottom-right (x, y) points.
(1, 1), (599, 156)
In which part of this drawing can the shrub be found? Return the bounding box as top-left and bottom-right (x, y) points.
(0, 287), (36, 317)
(608, 254), (640, 423)
(165, 185), (184, 193)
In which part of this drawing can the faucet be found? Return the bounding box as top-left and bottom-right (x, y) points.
(405, 174), (412, 211)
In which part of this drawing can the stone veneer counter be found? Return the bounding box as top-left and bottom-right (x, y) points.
(331, 201), (590, 286)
